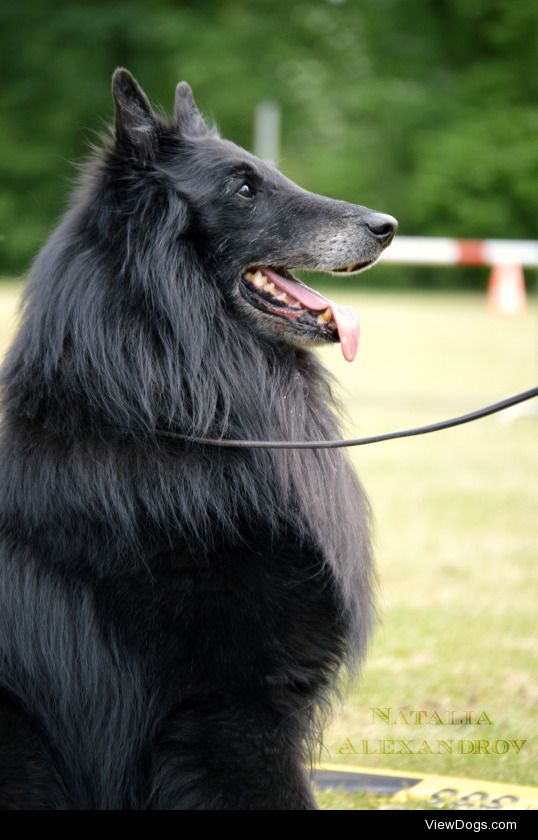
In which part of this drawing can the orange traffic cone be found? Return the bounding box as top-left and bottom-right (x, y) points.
(487, 263), (527, 315)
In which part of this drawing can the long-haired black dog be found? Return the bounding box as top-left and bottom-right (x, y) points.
(0, 70), (396, 810)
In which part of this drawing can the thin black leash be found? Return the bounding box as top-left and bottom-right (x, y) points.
(156, 386), (538, 450)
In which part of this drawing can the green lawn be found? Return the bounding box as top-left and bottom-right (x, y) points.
(0, 281), (537, 809)
(315, 287), (538, 807)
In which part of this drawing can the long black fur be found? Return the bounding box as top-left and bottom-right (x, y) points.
(0, 70), (394, 810)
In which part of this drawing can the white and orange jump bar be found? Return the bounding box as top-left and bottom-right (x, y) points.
(380, 237), (538, 268)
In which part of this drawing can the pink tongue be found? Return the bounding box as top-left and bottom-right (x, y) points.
(261, 268), (360, 362)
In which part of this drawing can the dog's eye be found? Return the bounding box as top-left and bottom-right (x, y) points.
(237, 182), (256, 199)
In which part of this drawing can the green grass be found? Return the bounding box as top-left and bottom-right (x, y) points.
(0, 283), (536, 809)
(315, 789), (444, 810)
(315, 789), (428, 810)
(314, 288), (538, 805)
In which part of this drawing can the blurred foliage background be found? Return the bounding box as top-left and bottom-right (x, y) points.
(1, 0), (537, 284)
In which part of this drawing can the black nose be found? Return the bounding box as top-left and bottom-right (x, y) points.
(365, 212), (398, 247)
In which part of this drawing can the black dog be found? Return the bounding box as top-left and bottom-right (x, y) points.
(0, 70), (396, 810)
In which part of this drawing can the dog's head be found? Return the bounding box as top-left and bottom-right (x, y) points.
(111, 69), (397, 362)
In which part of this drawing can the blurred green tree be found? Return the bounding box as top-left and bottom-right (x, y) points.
(0, 0), (536, 283)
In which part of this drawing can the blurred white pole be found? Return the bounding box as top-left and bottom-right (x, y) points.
(253, 100), (281, 164)
(380, 236), (538, 268)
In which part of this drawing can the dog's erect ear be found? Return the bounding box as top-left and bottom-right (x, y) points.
(112, 68), (158, 160)
(174, 82), (209, 137)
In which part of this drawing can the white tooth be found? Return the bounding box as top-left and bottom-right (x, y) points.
(244, 271), (255, 280)
(290, 300), (302, 309)
(253, 270), (266, 285)
(265, 282), (276, 294)
(275, 292), (288, 302)
(318, 307), (333, 324)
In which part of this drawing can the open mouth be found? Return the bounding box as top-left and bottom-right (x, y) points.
(240, 266), (362, 362)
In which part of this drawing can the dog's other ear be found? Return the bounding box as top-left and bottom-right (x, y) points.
(112, 68), (158, 161)
(174, 82), (209, 137)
